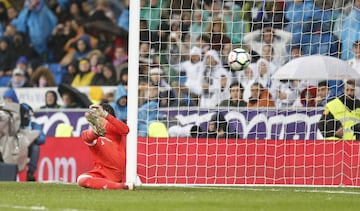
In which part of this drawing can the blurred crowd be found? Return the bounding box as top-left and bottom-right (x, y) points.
(0, 0), (360, 136)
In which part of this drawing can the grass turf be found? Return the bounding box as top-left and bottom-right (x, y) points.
(0, 182), (360, 211)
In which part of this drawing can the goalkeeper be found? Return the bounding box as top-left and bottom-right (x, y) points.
(77, 103), (134, 190)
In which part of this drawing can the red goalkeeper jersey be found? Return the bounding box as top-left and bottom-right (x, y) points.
(81, 114), (129, 182)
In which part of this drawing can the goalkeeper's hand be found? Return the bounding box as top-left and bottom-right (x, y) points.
(90, 104), (108, 118)
(85, 112), (106, 136)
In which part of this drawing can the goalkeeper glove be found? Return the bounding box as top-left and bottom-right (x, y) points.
(86, 112), (106, 136)
(89, 104), (108, 118)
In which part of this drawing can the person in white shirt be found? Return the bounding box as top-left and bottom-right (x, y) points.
(179, 46), (203, 96)
(199, 49), (231, 107)
(243, 26), (292, 65)
(347, 40), (360, 98)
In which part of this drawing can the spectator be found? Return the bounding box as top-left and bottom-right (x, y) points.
(150, 22), (170, 53)
(117, 0), (129, 31)
(243, 26), (292, 65)
(138, 86), (166, 137)
(318, 80), (360, 140)
(71, 58), (95, 87)
(47, 21), (75, 63)
(2, 88), (19, 103)
(61, 17), (97, 66)
(112, 84), (127, 123)
(205, 112), (236, 139)
(20, 103), (46, 181)
(348, 40), (360, 71)
(315, 80), (332, 107)
(0, 36), (16, 76)
(260, 44), (280, 74)
(148, 67), (175, 104)
(179, 46), (203, 95)
(235, 65), (256, 102)
(299, 1), (338, 56)
(188, 10), (206, 44)
(6, 6), (18, 24)
(30, 66), (56, 87)
(199, 49), (231, 108)
(11, 0), (57, 61)
(140, 0), (165, 31)
(90, 63), (117, 86)
(190, 125), (204, 138)
(294, 85), (318, 107)
(118, 68), (128, 86)
(348, 40), (360, 98)
(290, 45), (303, 60)
(8, 68), (32, 88)
(61, 59), (78, 85)
(261, 1), (288, 30)
(240, 0), (269, 31)
(219, 82), (247, 107)
(68, 1), (87, 20)
(12, 32), (32, 61)
(254, 58), (272, 89)
(112, 45), (128, 69)
(247, 82), (275, 107)
(40, 90), (60, 109)
(87, 0), (116, 23)
(72, 35), (92, 62)
(86, 49), (104, 73)
(284, 0), (316, 46)
(204, 16), (231, 53)
(14, 56), (29, 77)
(167, 21), (189, 66)
(222, 1), (245, 44)
(341, 0), (360, 60)
(60, 92), (80, 108)
(0, 2), (8, 35)
(271, 79), (304, 108)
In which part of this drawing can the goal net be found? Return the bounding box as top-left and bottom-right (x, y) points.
(130, 0), (360, 186)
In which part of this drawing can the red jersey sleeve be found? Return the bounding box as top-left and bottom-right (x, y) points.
(105, 114), (130, 135)
(81, 129), (99, 144)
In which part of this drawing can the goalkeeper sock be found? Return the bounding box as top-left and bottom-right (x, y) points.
(77, 176), (128, 190)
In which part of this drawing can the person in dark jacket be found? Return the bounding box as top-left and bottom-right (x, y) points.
(20, 103), (46, 181)
(205, 112), (237, 139)
(219, 82), (247, 107)
(318, 80), (360, 140)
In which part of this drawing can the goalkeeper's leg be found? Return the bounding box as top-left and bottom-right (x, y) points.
(77, 174), (134, 190)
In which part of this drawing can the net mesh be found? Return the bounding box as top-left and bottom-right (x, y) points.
(135, 0), (360, 186)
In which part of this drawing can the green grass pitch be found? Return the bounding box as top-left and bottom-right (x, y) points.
(1, 182), (360, 211)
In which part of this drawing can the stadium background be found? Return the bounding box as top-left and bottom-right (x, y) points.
(1, 0), (360, 187)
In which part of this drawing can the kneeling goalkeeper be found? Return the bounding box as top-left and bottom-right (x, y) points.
(77, 103), (134, 190)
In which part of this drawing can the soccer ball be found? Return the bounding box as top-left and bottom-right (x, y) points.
(227, 48), (251, 71)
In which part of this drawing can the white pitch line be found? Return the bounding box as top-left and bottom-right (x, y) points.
(193, 186), (360, 195)
(0, 205), (95, 211)
(0, 205), (48, 210)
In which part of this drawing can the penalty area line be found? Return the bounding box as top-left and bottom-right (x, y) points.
(192, 186), (360, 195)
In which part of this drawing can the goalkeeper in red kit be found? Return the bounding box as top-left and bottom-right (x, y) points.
(76, 103), (134, 190)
